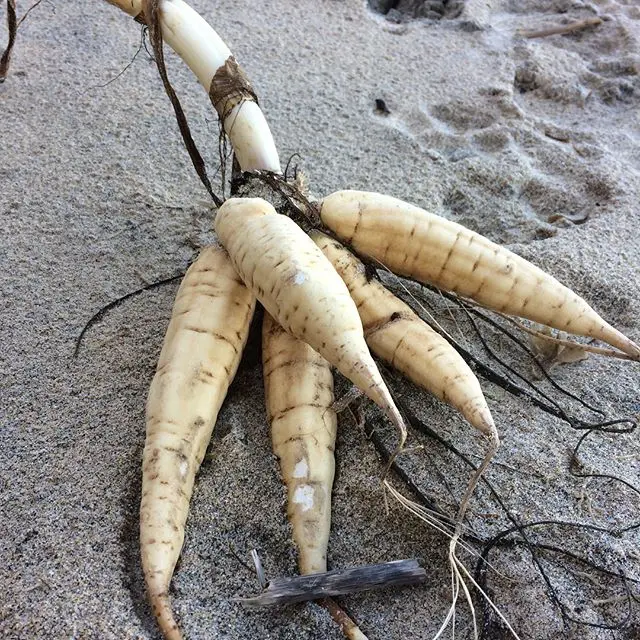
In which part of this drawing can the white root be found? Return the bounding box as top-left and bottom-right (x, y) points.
(107, 0), (281, 172)
(215, 197), (407, 460)
(319, 190), (640, 360)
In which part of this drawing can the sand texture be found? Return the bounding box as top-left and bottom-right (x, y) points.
(2, 0), (639, 638)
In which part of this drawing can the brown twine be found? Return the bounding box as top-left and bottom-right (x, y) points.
(209, 56), (257, 121)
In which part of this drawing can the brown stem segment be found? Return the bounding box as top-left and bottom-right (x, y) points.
(322, 598), (369, 640)
(0, 0), (17, 82)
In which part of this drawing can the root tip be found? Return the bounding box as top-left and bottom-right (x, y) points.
(472, 405), (497, 440)
(602, 324), (640, 360)
(149, 591), (184, 640)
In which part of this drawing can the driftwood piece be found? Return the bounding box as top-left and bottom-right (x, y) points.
(238, 559), (427, 608)
(519, 17), (602, 39)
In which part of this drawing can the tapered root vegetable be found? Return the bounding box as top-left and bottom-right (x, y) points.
(313, 232), (496, 438)
(142, 243), (256, 640)
(215, 197), (406, 455)
(262, 312), (337, 575)
(262, 313), (368, 640)
(320, 190), (640, 360)
(107, 0), (281, 172)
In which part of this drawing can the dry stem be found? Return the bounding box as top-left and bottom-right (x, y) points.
(519, 17), (602, 39)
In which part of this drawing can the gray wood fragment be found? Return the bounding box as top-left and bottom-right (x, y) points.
(237, 558), (427, 608)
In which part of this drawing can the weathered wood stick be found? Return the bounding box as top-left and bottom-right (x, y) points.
(237, 559), (427, 608)
(519, 17), (602, 39)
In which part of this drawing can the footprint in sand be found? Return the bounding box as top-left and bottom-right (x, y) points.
(381, 89), (619, 244)
(511, 1), (639, 105)
(368, 1), (630, 246)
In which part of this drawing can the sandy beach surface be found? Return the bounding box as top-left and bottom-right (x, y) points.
(2, 1), (639, 638)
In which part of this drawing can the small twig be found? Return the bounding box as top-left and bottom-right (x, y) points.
(250, 549), (267, 589)
(0, 0), (17, 82)
(519, 17), (602, 39)
(237, 559), (427, 608)
(592, 595), (631, 606)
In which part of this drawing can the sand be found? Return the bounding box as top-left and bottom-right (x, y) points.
(1, 0), (639, 638)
